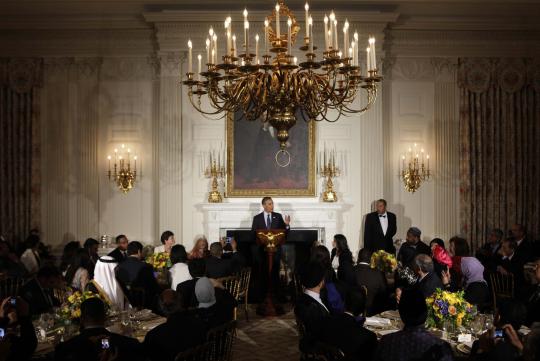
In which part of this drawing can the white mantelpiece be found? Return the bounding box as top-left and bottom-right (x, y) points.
(197, 201), (351, 248)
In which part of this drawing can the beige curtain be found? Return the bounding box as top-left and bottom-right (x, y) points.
(0, 58), (42, 243)
(459, 58), (540, 250)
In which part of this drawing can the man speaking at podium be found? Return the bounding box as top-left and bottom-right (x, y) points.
(251, 197), (290, 302)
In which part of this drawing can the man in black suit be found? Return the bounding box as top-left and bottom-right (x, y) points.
(55, 297), (144, 361)
(251, 197), (291, 300)
(144, 290), (206, 361)
(510, 224), (536, 263)
(497, 238), (528, 300)
(397, 227), (431, 267)
(294, 261), (330, 353)
(107, 234), (129, 263)
(353, 248), (388, 316)
(410, 254), (443, 299)
(205, 241), (245, 279)
(323, 289), (378, 360)
(476, 228), (504, 272)
(363, 199), (397, 254)
(115, 241), (160, 310)
(19, 265), (63, 316)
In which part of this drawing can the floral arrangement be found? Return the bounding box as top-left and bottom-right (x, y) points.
(146, 251), (171, 271)
(426, 289), (476, 328)
(60, 289), (108, 321)
(370, 250), (398, 273)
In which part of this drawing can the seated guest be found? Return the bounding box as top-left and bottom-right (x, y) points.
(0, 297), (37, 361)
(188, 235), (209, 260)
(20, 265), (62, 316)
(323, 289), (378, 360)
(108, 234), (129, 263)
(83, 238), (99, 278)
(20, 235), (41, 276)
(294, 261), (330, 353)
(476, 228), (504, 271)
(115, 241), (160, 310)
(205, 241), (244, 279)
(449, 236), (471, 286)
(169, 245), (191, 290)
(144, 290), (206, 361)
(471, 300), (528, 361)
(60, 241), (81, 275)
(310, 245), (346, 314)
(90, 256), (126, 311)
(497, 238), (527, 298)
(154, 230), (176, 254)
(527, 257), (540, 325)
(375, 289), (453, 361)
(353, 248), (388, 316)
(64, 249), (90, 291)
(397, 254), (442, 300)
(510, 224), (536, 263)
(397, 227), (431, 267)
(54, 297), (144, 361)
(0, 240), (25, 278)
(330, 234), (355, 286)
(460, 256), (489, 306)
(176, 259), (206, 308)
(194, 277), (236, 329)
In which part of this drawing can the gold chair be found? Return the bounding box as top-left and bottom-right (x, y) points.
(206, 320), (237, 361)
(0, 277), (24, 299)
(217, 276), (241, 320)
(175, 342), (213, 361)
(490, 272), (514, 310)
(236, 268), (251, 321)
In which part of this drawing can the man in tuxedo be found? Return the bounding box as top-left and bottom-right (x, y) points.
(363, 199), (397, 254)
(55, 297), (144, 361)
(19, 265), (63, 316)
(108, 234), (129, 263)
(353, 248), (388, 316)
(323, 289), (378, 360)
(251, 197), (290, 300)
(115, 241), (160, 310)
(294, 261), (330, 353)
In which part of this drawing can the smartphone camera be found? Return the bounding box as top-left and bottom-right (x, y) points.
(225, 237), (232, 244)
(494, 329), (504, 338)
(0, 328), (5, 340)
(101, 338), (110, 349)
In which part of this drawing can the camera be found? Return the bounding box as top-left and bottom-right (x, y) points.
(225, 237), (233, 244)
(494, 329), (505, 338)
(101, 338), (110, 349)
(0, 328), (5, 340)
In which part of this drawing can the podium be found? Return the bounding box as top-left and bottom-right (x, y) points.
(255, 229), (286, 316)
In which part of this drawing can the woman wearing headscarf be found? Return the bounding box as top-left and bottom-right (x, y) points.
(87, 256), (127, 311)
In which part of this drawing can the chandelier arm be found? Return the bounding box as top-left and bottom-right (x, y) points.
(187, 91), (228, 117)
(338, 88), (378, 114)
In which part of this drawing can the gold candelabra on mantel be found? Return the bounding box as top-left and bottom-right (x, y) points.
(203, 150), (226, 203)
(107, 144), (139, 194)
(399, 143), (431, 193)
(318, 147), (341, 202)
(182, 1), (382, 167)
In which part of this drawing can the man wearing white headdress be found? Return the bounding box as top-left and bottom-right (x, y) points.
(91, 256), (127, 311)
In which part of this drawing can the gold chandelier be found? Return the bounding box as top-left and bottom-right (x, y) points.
(399, 144), (431, 193)
(107, 144), (139, 194)
(183, 1), (382, 166)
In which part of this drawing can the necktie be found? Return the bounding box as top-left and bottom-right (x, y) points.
(379, 214), (386, 218)
(267, 214), (271, 229)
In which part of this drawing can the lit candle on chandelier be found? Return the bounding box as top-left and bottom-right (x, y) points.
(366, 47), (371, 75)
(369, 37), (376, 70)
(293, 56), (298, 66)
(343, 20), (349, 58)
(329, 12), (335, 48)
(187, 40), (192, 73)
(308, 16), (313, 53)
(244, 20), (250, 56)
(275, 4), (280, 39)
(114, 148), (118, 163)
(304, 3), (310, 37)
(287, 18), (292, 55)
(232, 34), (237, 58)
(206, 38), (210, 64)
(134, 156), (137, 172)
(264, 19), (269, 54)
(255, 34), (259, 64)
(213, 34), (218, 64)
(107, 155), (111, 174)
(353, 31), (359, 66)
(197, 54), (202, 81)
(324, 15), (329, 50)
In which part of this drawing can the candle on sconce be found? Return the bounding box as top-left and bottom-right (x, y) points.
(353, 32), (359, 66)
(369, 37), (377, 70)
(287, 18), (292, 55)
(275, 4), (280, 39)
(211, 49), (215, 66)
(208, 27), (214, 62)
(308, 16), (313, 53)
(255, 34), (259, 64)
(264, 19), (269, 54)
(188, 40), (193, 73)
(213, 34), (218, 64)
(366, 47), (371, 74)
(324, 15), (329, 50)
(244, 20), (250, 55)
(343, 20), (349, 58)
(107, 155), (111, 174)
(197, 54), (202, 81)
(304, 3), (309, 37)
(232, 35), (237, 58)
(134, 156), (137, 171)
(333, 19), (338, 51)
(329, 12), (335, 48)
(206, 38), (210, 64)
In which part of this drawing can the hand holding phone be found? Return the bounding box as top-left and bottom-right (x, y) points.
(101, 338), (110, 349)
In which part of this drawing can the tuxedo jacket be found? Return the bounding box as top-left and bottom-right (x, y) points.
(294, 293), (330, 352)
(115, 257), (160, 309)
(353, 263), (389, 316)
(108, 247), (127, 263)
(363, 211), (397, 253)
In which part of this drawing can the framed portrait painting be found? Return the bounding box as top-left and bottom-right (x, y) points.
(226, 110), (316, 197)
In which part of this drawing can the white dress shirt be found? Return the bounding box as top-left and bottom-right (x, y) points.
(304, 289), (329, 313)
(378, 212), (389, 236)
(169, 262), (192, 290)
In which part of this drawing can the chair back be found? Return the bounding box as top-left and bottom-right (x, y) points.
(218, 276), (241, 300)
(489, 272), (514, 309)
(175, 342), (213, 361)
(0, 277), (24, 299)
(236, 267), (251, 321)
(206, 320), (237, 361)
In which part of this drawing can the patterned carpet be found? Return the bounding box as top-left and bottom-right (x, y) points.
(233, 304), (300, 361)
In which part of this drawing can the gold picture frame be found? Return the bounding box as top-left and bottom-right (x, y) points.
(226, 111), (316, 197)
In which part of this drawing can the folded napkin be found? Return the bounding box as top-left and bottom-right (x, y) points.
(365, 317), (392, 327)
(377, 329), (399, 336)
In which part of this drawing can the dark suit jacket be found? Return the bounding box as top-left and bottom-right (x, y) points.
(54, 327), (144, 361)
(143, 311), (206, 361)
(330, 249), (356, 286)
(205, 252), (245, 279)
(19, 278), (59, 316)
(294, 293), (330, 352)
(515, 238), (536, 263)
(115, 257), (160, 310)
(323, 313), (378, 361)
(353, 263), (388, 316)
(251, 211), (289, 233)
(363, 211), (397, 253)
(107, 248), (127, 263)
(416, 272), (443, 298)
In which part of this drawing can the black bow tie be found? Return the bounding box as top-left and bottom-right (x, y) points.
(379, 214), (386, 218)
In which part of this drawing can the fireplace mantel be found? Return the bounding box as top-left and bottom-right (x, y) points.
(197, 201), (352, 247)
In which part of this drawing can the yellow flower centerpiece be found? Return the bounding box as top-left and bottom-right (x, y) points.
(60, 289), (109, 321)
(370, 250), (398, 274)
(426, 289), (476, 329)
(146, 251), (172, 271)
